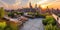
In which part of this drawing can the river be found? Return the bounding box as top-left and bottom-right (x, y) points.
(20, 18), (44, 30)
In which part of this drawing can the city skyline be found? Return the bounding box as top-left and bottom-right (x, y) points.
(0, 0), (60, 9)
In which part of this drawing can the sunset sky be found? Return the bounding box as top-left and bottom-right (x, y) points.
(0, 0), (60, 9)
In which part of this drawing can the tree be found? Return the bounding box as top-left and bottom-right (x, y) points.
(8, 12), (14, 18)
(42, 15), (56, 25)
(0, 7), (5, 19)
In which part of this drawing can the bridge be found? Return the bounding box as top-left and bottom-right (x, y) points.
(52, 13), (60, 27)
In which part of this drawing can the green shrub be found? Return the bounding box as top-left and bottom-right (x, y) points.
(0, 22), (6, 30)
(42, 19), (48, 25)
(4, 21), (18, 30)
(42, 15), (56, 25)
(8, 12), (14, 17)
(4, 26), (12, 30)
(45, 24), (53, 30)
(10, 21), (18, 30)
(45, 24), (60, 30)
(43, 15), (59, 30)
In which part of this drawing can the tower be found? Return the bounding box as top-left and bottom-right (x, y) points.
(29, 2), (33, 12)
(29, 2), (32, 8)
(46, 6), (49, 12)
(57, 8), (59, 13)
(35, 4), (37, 8)
(52, 8), (54, 13)
(38, 5), (42, 10)
(38, 5), (42, 14)
(46, 6), (51, 14)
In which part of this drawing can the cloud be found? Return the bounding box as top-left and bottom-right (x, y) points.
(0, 0), (9, 8)
(45, 0), (60, 6)
(13, 0), (21, 6)
(13, 0), (30, 8)
(2, 0), (15, 5)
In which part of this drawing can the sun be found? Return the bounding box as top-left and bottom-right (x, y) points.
(37, 0), (48, 9)
(41, 5), (47, 9)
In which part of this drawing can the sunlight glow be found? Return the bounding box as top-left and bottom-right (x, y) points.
(41, 5), (46, 9)
(37, 0), (47, 4)
(13, 0), (21, 5)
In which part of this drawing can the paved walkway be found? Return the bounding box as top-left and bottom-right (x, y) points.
(52, 14), (60, 24)
(20, 18), (44, 30)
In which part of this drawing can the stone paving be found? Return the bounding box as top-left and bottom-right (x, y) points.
(20, 18), (44, 30)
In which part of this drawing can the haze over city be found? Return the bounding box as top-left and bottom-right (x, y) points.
(0, 0), (60, 9)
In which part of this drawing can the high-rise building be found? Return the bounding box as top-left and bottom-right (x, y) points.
(35, 4), (37, 8)
(57, 8), (59, 13)
(29, 2), (32, 8)
(38, 5), (42, 14)
(46, 6), (50, 13)
(46, 6), (49, 12)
